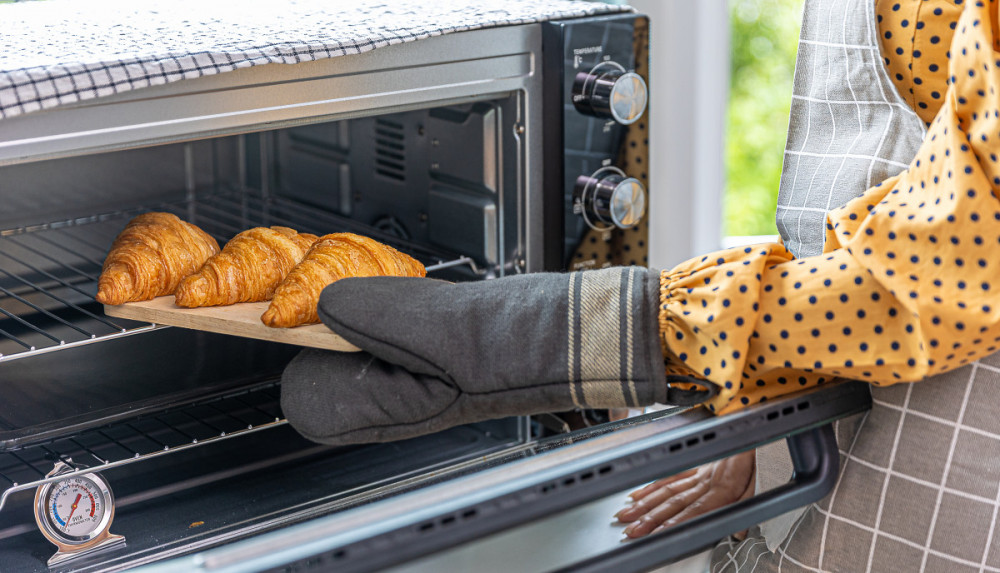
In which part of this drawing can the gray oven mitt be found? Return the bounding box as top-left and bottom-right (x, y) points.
(280, 266), (718, 445)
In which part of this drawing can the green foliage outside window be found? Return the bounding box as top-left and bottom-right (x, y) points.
(725, 0), (803, 237)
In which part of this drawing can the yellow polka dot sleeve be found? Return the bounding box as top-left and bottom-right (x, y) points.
(659, 0), (1000, 416)
(877, 0), (961, 125)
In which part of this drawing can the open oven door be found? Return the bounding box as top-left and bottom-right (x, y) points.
(139, 380), (871, 573)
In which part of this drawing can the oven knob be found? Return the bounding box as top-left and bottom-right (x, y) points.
(572, 63), (647, 125)
(574, 169), (647, 230)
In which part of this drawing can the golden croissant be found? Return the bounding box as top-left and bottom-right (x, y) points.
(96, 212), (220, 305)
(174, 226), (319, 308)
(262, 233), (425, 328)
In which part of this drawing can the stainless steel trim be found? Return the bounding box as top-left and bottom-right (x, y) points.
(0, 325), (167, 364)
(424, 256), (479, 274)
(490, 104), (504, 270)
(519, 60), (545, 273)
(0, 26), (541, 167)
(482, 107), (498, 194)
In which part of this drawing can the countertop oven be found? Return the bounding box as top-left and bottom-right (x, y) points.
(0, 8), (869, 572)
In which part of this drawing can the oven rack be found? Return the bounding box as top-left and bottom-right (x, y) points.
(0, 382), (287, 514)
(0, 191), (478, 363)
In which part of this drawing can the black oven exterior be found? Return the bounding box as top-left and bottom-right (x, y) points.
(544, 14), (651, 274)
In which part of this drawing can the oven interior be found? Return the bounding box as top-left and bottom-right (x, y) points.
(0, 95), (555, 571)
(0, 94), (528, 440)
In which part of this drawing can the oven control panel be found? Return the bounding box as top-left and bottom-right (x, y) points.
(572, 61), (648, 125)
(543, 14), (650, 271)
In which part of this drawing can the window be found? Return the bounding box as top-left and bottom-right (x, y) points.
(725, 0), (804, 239)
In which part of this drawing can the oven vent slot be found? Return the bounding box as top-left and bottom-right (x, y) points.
(374, 118), (406, 182)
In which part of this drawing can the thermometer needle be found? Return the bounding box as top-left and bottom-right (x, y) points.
(64, 494), (82, 529)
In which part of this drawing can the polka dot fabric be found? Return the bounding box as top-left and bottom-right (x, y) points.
(659, 243), (798, 413)
(876, 0), (961, 125)
(659, 0), (1000, 416)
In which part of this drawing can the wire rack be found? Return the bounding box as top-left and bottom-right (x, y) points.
(0, 382), (286, 514)
(0, 191), (477, 363)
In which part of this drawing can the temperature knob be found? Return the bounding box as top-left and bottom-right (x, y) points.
(574, 167), (647, 230)
(572, 62), (648, 125)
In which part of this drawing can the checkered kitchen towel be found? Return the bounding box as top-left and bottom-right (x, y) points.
(710, 1), (1000, 572)
(0, 0), (630, 119)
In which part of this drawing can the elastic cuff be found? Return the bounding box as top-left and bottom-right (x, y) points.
(657, 268), (701, 375)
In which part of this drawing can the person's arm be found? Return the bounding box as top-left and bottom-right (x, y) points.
(612, 0), (991, 541)
(659, 3), (1000, 415)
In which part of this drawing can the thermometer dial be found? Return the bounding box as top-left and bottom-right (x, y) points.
(34, 463), (125, 567)
(44, 476), (107, 540)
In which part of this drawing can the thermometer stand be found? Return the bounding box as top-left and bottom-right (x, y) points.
(47, 532), (126, 568)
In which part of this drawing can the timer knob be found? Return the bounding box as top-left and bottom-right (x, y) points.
(572, 63), (648, 125)
(574, 168), (647, 230)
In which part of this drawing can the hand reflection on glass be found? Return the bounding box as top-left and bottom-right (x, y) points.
(615, 450), (756, 539)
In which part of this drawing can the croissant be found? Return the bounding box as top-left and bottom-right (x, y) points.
(96, 212), (220, 305)
(174, 226), (319, 308)
(262, 232), (425, 328)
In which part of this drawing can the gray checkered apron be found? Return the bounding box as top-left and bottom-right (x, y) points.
(709, 1), (1000, 571)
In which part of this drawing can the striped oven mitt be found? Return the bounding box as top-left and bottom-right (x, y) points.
(280, 267), (717, 445)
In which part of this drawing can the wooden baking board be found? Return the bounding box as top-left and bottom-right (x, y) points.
(104, 296), (361, 352)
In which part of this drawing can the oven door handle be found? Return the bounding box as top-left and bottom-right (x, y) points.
(553, 423), (840, 573)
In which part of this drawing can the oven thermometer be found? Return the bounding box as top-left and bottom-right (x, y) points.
(34, 461), (125, 567)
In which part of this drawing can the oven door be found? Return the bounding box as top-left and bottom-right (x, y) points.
(138, 381), (870, 573)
